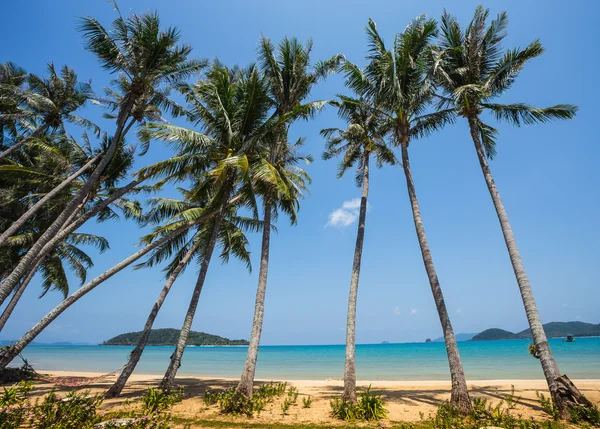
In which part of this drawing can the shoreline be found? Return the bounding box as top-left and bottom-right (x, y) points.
(33, 370), (600, 387)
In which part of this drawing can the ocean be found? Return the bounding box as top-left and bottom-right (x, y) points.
(13, 337), (600, 381)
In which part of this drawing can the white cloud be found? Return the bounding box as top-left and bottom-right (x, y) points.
(409, 308), (419, 316)
(326, 198), (362, 227)
(562, 303), (568, 307)
(393, 306), (401, 316)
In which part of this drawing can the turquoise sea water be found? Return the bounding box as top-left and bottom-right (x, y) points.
(14, 337), (600, 380)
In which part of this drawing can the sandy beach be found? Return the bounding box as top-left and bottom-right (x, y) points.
(26, 370), (600, 425)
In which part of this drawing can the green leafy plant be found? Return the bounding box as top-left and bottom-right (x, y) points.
(537, 392), (560, 421)
(568, 403), (600, 425)
(203, 390), (222, 406)
(302, 395), (313, 408)
(0, 381), (33, 406)
(215, 382), (288, 417)
(141, 388), (183, 413)
(330, 385), (388, 421)
(31, 390), (103, 429)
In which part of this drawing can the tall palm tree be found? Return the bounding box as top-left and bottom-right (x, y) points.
(352, 17), (472, 412)
(235, 37), (339, 397)
(138, 62), (282, 392)
(0, 64), (97, 160)
(433, 6), (579, 412)
(321, 94), (394, 403)
(106, 182), (256, 396)
(0, 6), (205, 304)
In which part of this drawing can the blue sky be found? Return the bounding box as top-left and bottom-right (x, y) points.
(1, 0), (598, 346)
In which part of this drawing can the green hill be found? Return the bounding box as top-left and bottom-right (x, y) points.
(471, 321), (600, 341)
(471, 328), (521, 341)
(102, 328), (249, 346)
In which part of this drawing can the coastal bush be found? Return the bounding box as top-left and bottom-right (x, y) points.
(330, 385), (388, 421)
(209, 382), (288, 417)
(141, 387), (183, 413)
(31, 390), (103, 429)
(568, 403), (600, 426)
(217, 389), (258, 417)
(426, 398), (566, 429)
(203, 389), (222, 406)
(0, 381), (32, 406)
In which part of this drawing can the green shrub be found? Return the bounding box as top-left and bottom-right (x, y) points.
(330, 385), (388, 421)
(214, 382), (289, 417)
(203, 389), (222, 406)
(31, 390), (103, 429)
(568, 403), (600, 426)
(0, 381), (33, 406)
(302, 395), (312, 408)
(141, 387), (183, 413)
(217, 389), (258, 417)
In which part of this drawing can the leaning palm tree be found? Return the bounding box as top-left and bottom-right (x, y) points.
(146, 62), (285, 392)
(433, 6), (582, 413)
(352, 17), (472, 412)
(321, 94), (394, 403)
(0, 63), (97, 160)
(106, 181), (256, 397)
(235, 37), (339, 398)
(0, 5), (205, 304)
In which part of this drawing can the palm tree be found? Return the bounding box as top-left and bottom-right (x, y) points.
(433, 6), (580, 413)
(0, 6), (205, 304)
(235, 36), (339, 398)
(107, 182), (256, 397)
(0, 62), (28, 146)
(0, 63), (97, 160)
(128, 62), (281, 392)
(321, 94), (394, 403)
(352, 17), (472, 412)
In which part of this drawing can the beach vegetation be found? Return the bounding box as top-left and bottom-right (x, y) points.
(141, 387), (183, 413)
(330, 385), (388, 421)
(302, 396), (312, 408)
(505, 385), (522, 409)
(205, 382), (288, 417)
(31, 390), (103, 428)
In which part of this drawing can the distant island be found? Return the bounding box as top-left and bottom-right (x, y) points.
(433, 333), (477, 342)
(471, 321), (600, 341)
(102, 328), (249, 346)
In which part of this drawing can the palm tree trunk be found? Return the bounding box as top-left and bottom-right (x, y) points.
(0, 221), (197, 370)
(400, 143), (471, 413)
(0, 154), (100, 246)
(236, 200), (272, 398)
(467, 116), (564, 410)
(341, 151), (370, 404)
(160, 213), (225, 392)
(0, 123), (50, 160)
(105, 241), (200, 398)
(0, 99), (136, 305)
(0, 261), (40, 332)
